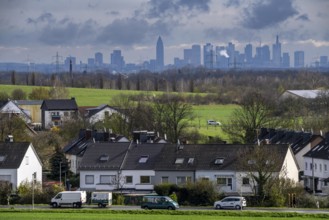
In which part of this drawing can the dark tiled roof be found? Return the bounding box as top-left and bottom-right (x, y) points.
(14, 100), (43, 105)
(123, 143), (166, 170)
(155, 144), (289, 172)
(304, 140), (329, 160)
(78, 142), (131, 170)
(41, 98), (78, 110)
(0, 142), (30, 169)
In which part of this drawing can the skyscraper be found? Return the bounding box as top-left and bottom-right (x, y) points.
(244, 44), (253, 66)
(282, 52), (290, 68)
(111, 50), (125, 72)
(272, 35), (282, 67)
(183, 44), (201, 67)
(203, 43), (214, 69)
(95, 52), (103, 67)
(156, 36), (164, 71)
(294, 51), (305, 68)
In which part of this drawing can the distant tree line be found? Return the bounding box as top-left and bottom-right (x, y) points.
(1, 68), (329, 104)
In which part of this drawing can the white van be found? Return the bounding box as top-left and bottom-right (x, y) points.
(50, 191), (87, 208)
(91, 192), (112, 208)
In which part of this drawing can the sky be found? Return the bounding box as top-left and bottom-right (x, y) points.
(0, 0), (329, 66)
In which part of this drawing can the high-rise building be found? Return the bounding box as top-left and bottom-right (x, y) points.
(294, 51), (305, 68)
(111, 50), (125, 72)
(95, 52), (103, 66)
(272, 35), (281, 67)
(156, 36), (164, 71)
(183, 44), (201, 67)
(320, 56), (328, 67)
(64, 56), (76, 72)
(244, 44), (253, 66)
(282, 52), (290, 68)
(203, 43), (214, 69)
(215, 46), (229, 68)
(227, 42), (235, 67)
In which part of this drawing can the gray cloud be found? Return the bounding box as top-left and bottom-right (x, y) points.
(26, 12), (55, 24)
(38, 19), (99, 46)
(145, 0), (210, 19)
(204, 27), (257, 43)
(242, 0), (298, 29)
(97, 18), (151, 46)
(223, 0), (241, 8)
(297, 14), (310, 21)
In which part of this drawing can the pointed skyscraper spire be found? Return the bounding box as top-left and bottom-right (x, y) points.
(156, 36), (164, 71)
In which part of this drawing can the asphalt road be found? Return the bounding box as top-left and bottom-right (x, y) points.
(1, 205), (329, 214)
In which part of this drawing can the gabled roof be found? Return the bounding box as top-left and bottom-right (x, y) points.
(155, 144), (290, 172)
(281, 90), (327, 99)
(84, 104), (118, 118)
(257, 128), (316, 155)
(304, 134), (329, 160)
(79, 142), (131, 170)
(0, 142), (31, 169)
(41, 98), (78, 111)
(122, 143), (166, 170)
(14, 100), (43, 105)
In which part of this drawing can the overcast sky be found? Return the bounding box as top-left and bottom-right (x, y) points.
(0, 0), (328, 66)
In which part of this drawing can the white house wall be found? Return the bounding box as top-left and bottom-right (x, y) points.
(44, 110), (75, 129)
(121, 170), (155, 190)
(195, 170), (237, 193)
(281, 148), (299, 182)
(89, 108), (117, 124)
(17, 144), (42, 189)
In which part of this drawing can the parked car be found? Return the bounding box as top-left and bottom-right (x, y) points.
(50, 191), (87, 208)
(91, 192), (112, 208)
(141, 195), (179, 210)
(207, 120), (221, 125)
(214, 196), (246, 210)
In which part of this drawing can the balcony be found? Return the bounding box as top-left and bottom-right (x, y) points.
(135, 184), (154, 190)
(95, 184), (117, 191)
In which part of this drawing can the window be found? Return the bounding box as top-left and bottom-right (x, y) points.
(201, 177), (209, 181)
(177, 176), (191, 185)
(125, 176), (133, 184)
(188, 158), (194, 164)
(242, 177), (250, 185)
(175, 158), (184, 164)
(0, 155), (7, 162)
(325, 164), (328, 172)
(305, 162), (308, 170)
(25, 156), (29, 165)
(99, 154), (109, 162)
(310, 163), (313, 169)
(214, 158), (224, 165)
(217, 178), (226, 185)
(140, 176), (151, 184)
(104, 111), (109, 117)
(85, 175), (94, 184)
(315, 163), (317, 170)
(248, 160), (256, 165)
(161, 176), (169, 183)
(320, 164), (322, 172)
(139, 155), (149, 163)
(100, 175), (115, 184)
(64, 112), (69, 117)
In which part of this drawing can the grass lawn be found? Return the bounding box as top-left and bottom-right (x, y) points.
(0, 209), (328, 220)
(0, 84), (238, 141)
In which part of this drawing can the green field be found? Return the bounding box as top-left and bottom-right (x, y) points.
(0, 209), (328, 220)
(0, 84), (237, 140)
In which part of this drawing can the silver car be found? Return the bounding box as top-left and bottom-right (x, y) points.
(214, 196), (246, 210)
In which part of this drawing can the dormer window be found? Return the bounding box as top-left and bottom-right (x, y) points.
(99, 154), (109, 162)
(214, 158), (224, 165)
(0, 155), (6, 162)
(139, 155), (149, 163)
(188, 158), (194, 164)
(175, 158), (184, 164)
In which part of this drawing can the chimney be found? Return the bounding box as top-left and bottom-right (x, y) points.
(5, 135), (13, 142)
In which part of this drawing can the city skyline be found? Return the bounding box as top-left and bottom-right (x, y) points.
(0, 0), (329, 66)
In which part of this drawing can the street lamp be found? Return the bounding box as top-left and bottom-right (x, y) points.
(59, 161), (62, 187)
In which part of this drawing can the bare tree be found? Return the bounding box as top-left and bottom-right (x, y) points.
(236, 145), (286, 204)
(222, 91), (281, 143)
(153, 94), (194, 143)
